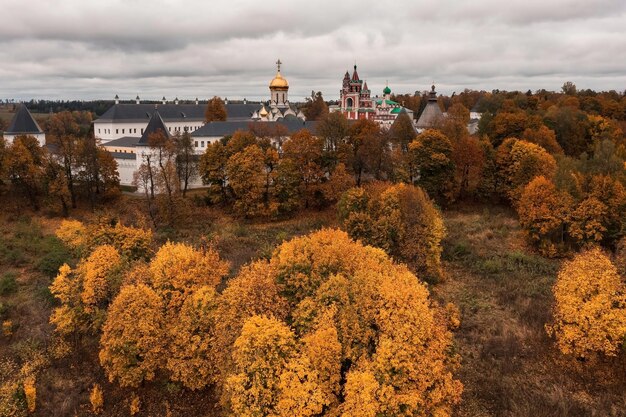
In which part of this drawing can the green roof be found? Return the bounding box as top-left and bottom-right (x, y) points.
(383, 86), (391, 94)
(375, 99), (399, 106)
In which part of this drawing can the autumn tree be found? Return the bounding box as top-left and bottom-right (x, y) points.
(302, 91), (329, 121)
(226, 144), (273, 217)
(517, 176), (572, 256)
(345, 119), (386, 185)
(199, 140), (230, 204)
(174, 132), (197, 197)
(281, 129), (325, 208)
(316, 111), (349, 165)
(452, 135), (485, 199)
(166, 286), (219, 390)
(409, 129), (455, 203)
(99, 284), (166, 387)
(496, 138), (557, 202)
(46, 111), (84, 208)
(214, 261), (289, 377)
(389, 111), (416, 153)
(205, 96), (227, 122)
(546, 248), (626, 358)
(5, 135), (46, 210)
(339, 183), (446, 282)
(147, 241), (228, 309)
(521, 125), (563, 154)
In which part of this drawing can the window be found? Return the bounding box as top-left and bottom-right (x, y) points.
(141, 128), (144, 134)
(201, 141), (205, 147)
(134, 128), (136, 133)
(168, 127), (171, 132)
(98, 129), (101, 133)
(195, 141), (198, 147)
(116, 129), (119, 134)
(122, 129), (125, 134)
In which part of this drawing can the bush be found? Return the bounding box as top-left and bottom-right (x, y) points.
(0, 272), (18, 296)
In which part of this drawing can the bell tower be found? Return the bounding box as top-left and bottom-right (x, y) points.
(269, 59), (289, 108)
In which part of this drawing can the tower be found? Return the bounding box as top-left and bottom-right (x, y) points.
(269, 59), (289, 107)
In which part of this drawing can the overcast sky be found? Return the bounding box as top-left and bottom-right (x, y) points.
(1, 0), (625, 102)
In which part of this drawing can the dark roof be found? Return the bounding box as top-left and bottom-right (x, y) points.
(104, 136), (141, 147)
(96, 102), (262, 123)
(6, 105), (43, 134)
(137, 111), (171, 145)
(192, 119), (319, 138)
(416, 85), (444, 128)
(110, 152), (137, 160)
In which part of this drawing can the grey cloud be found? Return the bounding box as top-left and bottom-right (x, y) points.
(1, 0), (624, 100)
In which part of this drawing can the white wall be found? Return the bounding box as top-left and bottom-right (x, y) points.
(3, 133), (46, 147)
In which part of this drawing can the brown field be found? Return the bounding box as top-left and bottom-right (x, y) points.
(2, 199), (626, 416)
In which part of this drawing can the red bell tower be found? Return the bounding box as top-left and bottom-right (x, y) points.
(340, 64), (373, 120)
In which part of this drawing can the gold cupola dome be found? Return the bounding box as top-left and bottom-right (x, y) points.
(269, 59), (289, 89)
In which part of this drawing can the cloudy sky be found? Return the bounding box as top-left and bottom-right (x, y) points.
(1, 0), (625, 102)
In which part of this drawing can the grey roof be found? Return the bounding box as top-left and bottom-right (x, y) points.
(6, 105), (43, 134)
(416, 85), (444, 128)
(104, 136), (141, 148)
(96, 102), (262, 123)
(137, 111), (171, 145)
(111, 152), (137, 160)
(192, 119), (319, 138)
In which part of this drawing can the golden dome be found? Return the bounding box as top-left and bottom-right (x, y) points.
(269, 71), (289, 89)
(259, 105), (268, 117)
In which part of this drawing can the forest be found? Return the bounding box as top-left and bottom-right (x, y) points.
(1, 83), (626, 416)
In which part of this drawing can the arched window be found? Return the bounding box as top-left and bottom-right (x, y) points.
(346, 97), (353, 108)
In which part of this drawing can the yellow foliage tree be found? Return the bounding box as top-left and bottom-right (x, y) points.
(546, 248), (626, 358)
(23, 376), (36, 413)
(569, 197), (609, 246)
(341, 369), (380, 417)
(99, 284), (166, 387)
(496, 138), (557, 202)
(55, 219), (87, 253)
(50, 245), (123, 336)
(166, 286), (219, 390)
(339, 183), (446, 282)
(148, 241), (228, 309)
(214, 261), (289, 377)
(225, 315), (298, 417)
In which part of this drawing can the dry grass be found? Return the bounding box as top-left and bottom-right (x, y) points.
(436, 204), (626, 417)
(3, 197), (626, 416)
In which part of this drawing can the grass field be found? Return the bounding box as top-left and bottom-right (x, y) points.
(1, 200), (626, 416)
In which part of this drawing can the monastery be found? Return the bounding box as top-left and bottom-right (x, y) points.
(3, 61), (456, 187)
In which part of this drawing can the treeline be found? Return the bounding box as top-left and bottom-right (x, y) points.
(46, 219), (462, 416)
(0, 111), (120, 214)
(2, 100), (113, 117)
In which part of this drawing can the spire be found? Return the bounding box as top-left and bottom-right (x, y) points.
(138, 110), (170, 145)
(429, 84), (438, 101)
(352, 64), (359, 81)
(276, 58), (282, 73)
(135, 95), (140, 104)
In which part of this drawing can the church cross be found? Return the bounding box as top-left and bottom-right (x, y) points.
(276, 59), (282, 72)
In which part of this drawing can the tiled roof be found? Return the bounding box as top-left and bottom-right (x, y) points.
(137, 111), (171, 145)
(103, 136), (141, 147)
(6, 105), (43, 134)
(96, 102), (262, 123)
(193, 119), (318, 138)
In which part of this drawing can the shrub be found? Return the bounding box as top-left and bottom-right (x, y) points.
(0, 272), (18, 296)
(89, 384), (104, 414)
